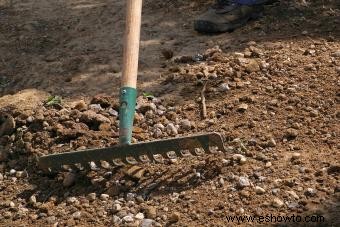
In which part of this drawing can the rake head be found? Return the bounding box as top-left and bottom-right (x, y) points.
(37, 132), (228, 172)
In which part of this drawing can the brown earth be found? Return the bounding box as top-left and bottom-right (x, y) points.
(0, 0), (339, 226)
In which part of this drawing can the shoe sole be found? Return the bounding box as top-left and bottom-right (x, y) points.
(194, 12), (262, 33)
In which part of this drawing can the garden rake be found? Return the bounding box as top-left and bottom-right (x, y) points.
(37, 0), (228, 172)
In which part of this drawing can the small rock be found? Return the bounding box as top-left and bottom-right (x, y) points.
(141, 219), (154, 227)
(238, 176), (251, 188)
(335, 66), (340, 73)
(331, 51), (340, 57)
(15, 171), (27, 178)
(291, 153), (301, 160)
(169, 212), (180, 223)
(72, 211), (82, 219)
(26, 116), (34, 123)
(122, 215), (134, 223)
(218, 83), (230, 92)
(0, 173), (3, 181)
(272, 188), (280, 195)
(255, 186), (266, 194)
(232, 154), (247, 164)
(66, 197), (78, 204)
(267, 138), (277, 147)
(100, 194), (110, 201)
(74, 100), (87, 111)
(245, 59), (260, 73)
(138, 103), (157, 114)
(3, 211), (12, 219)
(0, 114), (16, 136)
(9, 169), (16, 175)
(46, 216), (56, 224)
(5, 200), (15, 208)
(287, 190), (299, 199)
(180, 119), (191, 130)
(305, 188), (316, 197)
(286, 128), (298, 139)
(63, 172), (76, 187)
(80, 110), (110, 124)
(89, 104), (103, 112)
(272, 198), (284, 208)
(108, 108), (119, 116)
(334, 185), (340, 193)
(112, 215), (122, 225)
(265, 162), (272, 168)
(166, 123), (178, 136)
(236, 208), (245, 214)
(135, 212), (145, 220)
(29, 195), (37, 204)
(153, 128), (162, 138)
(113, 203), (122, 213)
(87, 193), (96, 202)
(237, 103), (248, 112)
(154, 123), (165, 130)
(145, 206), (157, 219)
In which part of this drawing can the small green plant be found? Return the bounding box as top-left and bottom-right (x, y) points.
(45, 96), (62, 106)
(142, 92), (154, 99)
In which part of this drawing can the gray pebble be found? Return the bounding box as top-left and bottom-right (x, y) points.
(140, 219), (154, 227)
(238, 176), (251, 188)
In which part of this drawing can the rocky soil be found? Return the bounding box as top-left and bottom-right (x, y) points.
(0, 0), (339, 226)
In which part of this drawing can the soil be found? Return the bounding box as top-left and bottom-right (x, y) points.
(0, 0), (339, 226)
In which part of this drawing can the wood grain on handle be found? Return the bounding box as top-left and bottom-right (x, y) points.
(121, 0), (143, 88)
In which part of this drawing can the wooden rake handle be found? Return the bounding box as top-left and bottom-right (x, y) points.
(121, 0), (143, 88)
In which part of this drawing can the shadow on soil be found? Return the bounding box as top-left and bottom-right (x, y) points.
(0, 0), (338, 101)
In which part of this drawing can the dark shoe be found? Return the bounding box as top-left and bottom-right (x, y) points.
(194, 1), (265, 33)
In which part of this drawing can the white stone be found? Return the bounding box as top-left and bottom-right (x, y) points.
(166, 123), (178, 136)
(72, 211), (81, 219)
(255, 186), (266, 194)
(238, 177), (251, 188)
(135, 212), (145, 220)
(122, 215), (134, 223)
(112, 203), (122, 212)
(87, 193), (96, 201)
(272, 198), (284, 208)
(100, 194), (110, 201)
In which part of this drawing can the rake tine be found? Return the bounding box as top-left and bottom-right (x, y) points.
(38, 133), (228, 171)
(166, 151), (177, 159)
(125, 156), (138, 165)
(138, 155), (151, 163)
(112, 159), (125, 166)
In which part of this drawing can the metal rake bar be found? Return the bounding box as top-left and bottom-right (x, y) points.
(37, 132), (227, 171)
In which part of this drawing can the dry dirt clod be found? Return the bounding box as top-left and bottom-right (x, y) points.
(244, 59), (260, 73)
(73, 100), (87, 111)
(0, 150), (8, 162)
(141, 219), (154, 227)
(62, 172), (76, 187)
(87, 193), (96, 202)
(169, 212), (180, 223)
(0, 114), (15, 137)
(145, 206), (157, 219)
(100, 194), (110, 201)
(272, 198), (284, 208)
(238, 176), (251, 188)
(237, 103), (248, 112)
(166, 123), (178, 136)
(180, 119), (191, 130)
